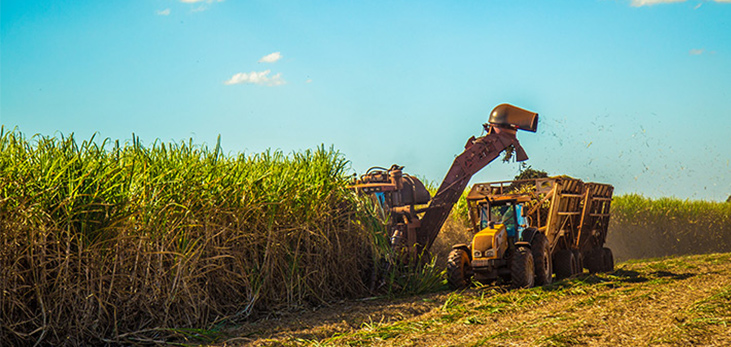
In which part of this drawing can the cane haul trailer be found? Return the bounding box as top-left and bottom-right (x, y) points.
(448, 177), (614, 289)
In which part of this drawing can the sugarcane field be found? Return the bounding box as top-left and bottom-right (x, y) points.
(2, 1), (731, 346)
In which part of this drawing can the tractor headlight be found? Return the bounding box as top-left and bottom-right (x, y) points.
(473, 250), (482, 258)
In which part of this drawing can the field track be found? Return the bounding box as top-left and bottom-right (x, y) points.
(227, 252), (731, 346)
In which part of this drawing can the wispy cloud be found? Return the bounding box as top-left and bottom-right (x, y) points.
(258, 52), (282, 63)
(689, 49), (704, 55)
(224, 70), (286, 87)
(631, 0), (685, 7)
(631, 0), (731, 6)
(156, 8), (171, 16)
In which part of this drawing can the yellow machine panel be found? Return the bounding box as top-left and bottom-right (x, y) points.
(471, 224), (508, 260)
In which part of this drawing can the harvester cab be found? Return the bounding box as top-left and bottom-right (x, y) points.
(351, 165), (432, 260)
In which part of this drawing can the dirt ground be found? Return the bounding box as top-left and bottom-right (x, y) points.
(220, 252), (731, 346)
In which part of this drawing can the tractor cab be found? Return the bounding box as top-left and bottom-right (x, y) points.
(478, 200), (526, 239)
(472, 194), (532, 239)
(462, 194), (533, 264)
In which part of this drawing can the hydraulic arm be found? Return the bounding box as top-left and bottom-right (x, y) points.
(418, 112), (536, 252)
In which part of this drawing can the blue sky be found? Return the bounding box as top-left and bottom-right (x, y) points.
(2, 0), (730, 201)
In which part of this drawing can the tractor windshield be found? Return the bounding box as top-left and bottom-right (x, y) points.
(490, 203), (517, 237)
(477, 201), (519, 237)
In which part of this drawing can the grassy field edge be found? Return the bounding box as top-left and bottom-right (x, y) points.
(235, 252), (731, 346)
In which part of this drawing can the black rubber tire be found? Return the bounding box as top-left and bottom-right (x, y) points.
(447, 248), (472, 289)
(572, 249), (583, 275)
(554, 249), (576, 279)
(511, 246), (535, 289)
(584, 248), (604, 274)
(531, 233), (552, 285)
(602, 247), (614, 272)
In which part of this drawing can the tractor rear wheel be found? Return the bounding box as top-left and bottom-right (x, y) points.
(554, 249), (577, 279)
(602, 247), (614, 272)
(511, 246), (535, 289)
(531, 233), (552, 285)
(447, 248), (472, 289)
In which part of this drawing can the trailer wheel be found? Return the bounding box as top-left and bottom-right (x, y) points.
(447, 248), (472, 289)
(554, 249), (576, 279)
(531, 233), (552, 285)
(584, 248), (603, 274)
(511, 246), (535, 289)
(572, 249), (583, 275)
(602, 247), (614, 272)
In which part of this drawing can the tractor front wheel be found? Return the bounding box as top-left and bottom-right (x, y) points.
(447, 248), (472, 289)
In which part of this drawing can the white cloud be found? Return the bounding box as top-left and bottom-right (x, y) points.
(258, 52), (282, 63)
(631, 0), (685, 6)
(224, 70), (286, 86)
(156, 8), (171, 16)
(689, 49), (704, 55)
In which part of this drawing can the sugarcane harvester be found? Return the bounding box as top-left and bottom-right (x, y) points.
(351, 104), (539, 264)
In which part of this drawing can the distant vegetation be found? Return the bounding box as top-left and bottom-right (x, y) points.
(608, 194), (731, 261)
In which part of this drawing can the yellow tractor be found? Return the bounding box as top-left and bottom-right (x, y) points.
(448, 177), (614, 289)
